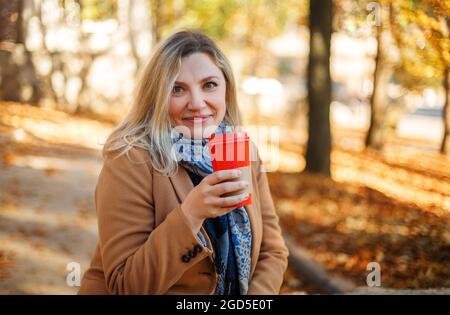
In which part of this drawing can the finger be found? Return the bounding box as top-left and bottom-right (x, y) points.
(213, 194), (249, 217)
(204, 191), (248, 208)
(210, 180), (248, 197)
(206, 169), (242, 185)
(220, 192), (249, 207)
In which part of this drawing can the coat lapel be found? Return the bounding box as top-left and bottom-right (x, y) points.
(169, 165), (194, 203)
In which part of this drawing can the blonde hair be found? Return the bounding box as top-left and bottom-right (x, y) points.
(103, 29), (243, 176)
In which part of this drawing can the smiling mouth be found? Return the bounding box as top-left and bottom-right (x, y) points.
(182, 115), (213, 123)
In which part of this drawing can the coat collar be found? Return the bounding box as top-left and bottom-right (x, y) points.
(168, 164), (259, 278)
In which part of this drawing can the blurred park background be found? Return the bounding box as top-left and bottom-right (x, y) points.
(0, 0), (449, 294)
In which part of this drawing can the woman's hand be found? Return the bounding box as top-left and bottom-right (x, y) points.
(181, 169), (249, 233)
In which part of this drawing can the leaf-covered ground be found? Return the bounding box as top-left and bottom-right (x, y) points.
(276, 150), (450, 293)
(0, 102), (113, 293)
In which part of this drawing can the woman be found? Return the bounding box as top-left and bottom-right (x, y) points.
(78, 29), (288, 295)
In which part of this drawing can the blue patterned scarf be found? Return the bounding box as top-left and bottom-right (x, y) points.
(171, 121), (252, 295)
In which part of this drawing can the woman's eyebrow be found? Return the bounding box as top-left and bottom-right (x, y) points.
(174, 76), (220, 85)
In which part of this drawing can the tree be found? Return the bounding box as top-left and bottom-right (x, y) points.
(0, 0), (42, 103)
(365, 1), (393, 150)
(305, 0), (332, 176)
(332, 0), (394, 150)
(389, 0), (450, 154)
(337, 0), (449, 153)
(443, 67), (450, 154)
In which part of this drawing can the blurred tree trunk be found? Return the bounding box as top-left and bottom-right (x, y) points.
(0, 0), (41, 104)
(150, 0), (163, 46)
(34, 1), (62, 106)
(305, 0), (332, 176)
(1, 1), (21, 101)
(127, 0), (142, 72)
(439, 14), (450, 155)
(0, 0), (22, 102)
(441, 67), (450, 154)
(365, 3), (391, 150)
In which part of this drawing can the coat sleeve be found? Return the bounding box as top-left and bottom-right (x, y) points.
(96, 148), (213, 294)
(247, 148), (289, 295)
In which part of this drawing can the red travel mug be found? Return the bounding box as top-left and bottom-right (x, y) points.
(207, 131), (252, 208)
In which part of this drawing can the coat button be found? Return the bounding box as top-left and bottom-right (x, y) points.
(188, 249), (196, 258)
(193, 244), (203, 254)
(181, 255), (191, 263)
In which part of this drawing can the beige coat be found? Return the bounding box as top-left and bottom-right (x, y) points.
(78, 143), (289, 295)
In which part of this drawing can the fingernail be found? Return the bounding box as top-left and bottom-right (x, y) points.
(236, 170), (242, 176)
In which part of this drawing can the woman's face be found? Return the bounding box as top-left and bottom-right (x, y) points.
(168, 52), (227, 139)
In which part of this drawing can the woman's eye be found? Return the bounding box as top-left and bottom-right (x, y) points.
(204, 81), (218, 89)
(172, 86), (183, 94)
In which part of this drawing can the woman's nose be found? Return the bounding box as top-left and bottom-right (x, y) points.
(187, 90), (207, 111)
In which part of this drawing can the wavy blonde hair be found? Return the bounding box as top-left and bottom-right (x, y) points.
(103, 29), (243, 176)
